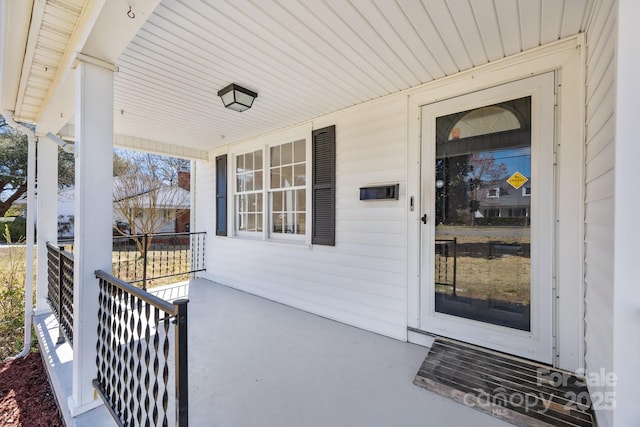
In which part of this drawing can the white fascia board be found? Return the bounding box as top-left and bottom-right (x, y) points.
(0, 0), (33, 114)
(114, 133), (209, 161)
(36, 0), (161, 135)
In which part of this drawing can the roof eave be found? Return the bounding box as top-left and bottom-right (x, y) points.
(0, 0), (33, 116)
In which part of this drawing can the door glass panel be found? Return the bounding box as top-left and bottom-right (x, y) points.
(434, 97), (532, 331)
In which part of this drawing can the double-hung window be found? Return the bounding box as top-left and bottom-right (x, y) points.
(233, 140), (306, 240)
(235, 150), (263, 234)
(229, 125), (334, 245)
(269, 139), (306, 238)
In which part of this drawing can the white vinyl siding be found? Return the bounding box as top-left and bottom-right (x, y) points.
(584, 1), (616, 426)
(199, 97), (407, 339)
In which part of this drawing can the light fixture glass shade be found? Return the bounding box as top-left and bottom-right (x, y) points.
(217, 83), (258, 112)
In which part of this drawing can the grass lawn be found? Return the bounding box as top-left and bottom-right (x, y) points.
(0, 242), (190, 359)
(435, 226), (532, 305)
(112, 248), (192, 289)
(0, 245), (32, 360)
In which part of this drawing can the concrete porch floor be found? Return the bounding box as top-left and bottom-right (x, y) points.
(187, 278), (510, 427)
(37, 278), (512, 426)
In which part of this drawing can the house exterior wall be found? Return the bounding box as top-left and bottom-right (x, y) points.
(584, 1), (616, 426)
(197, 94), (409, 339)
(613, 2), (640, 425)
(195, 37), (586, 361)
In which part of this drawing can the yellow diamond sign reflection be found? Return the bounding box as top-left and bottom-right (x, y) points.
(507, 172), (528, 190)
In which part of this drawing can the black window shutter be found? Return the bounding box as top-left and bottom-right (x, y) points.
(312, 125), (336, 246)
(215, 154), (227, 236)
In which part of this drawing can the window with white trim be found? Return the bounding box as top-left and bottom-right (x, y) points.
(235, 149), (263, 234)
(228, 127), (336, 243)
(269, 139), (306, 238)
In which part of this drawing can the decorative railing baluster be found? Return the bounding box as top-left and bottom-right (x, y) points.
(94, 270), (189, 427)
(112, 231), (206, 289)
(434, 237), (458, 296)
(174, 299), (188, 427)
(46, 243), (74, 344)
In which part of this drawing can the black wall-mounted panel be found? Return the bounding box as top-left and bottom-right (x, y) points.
(359, 184), (399, 200)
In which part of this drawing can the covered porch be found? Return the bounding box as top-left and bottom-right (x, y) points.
(36, 277), (509, 427)
(2, 0), (640, 426)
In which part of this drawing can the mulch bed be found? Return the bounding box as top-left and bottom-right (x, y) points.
(0, 352), (63, 426)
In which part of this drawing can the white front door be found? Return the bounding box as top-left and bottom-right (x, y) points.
(419, 73), (555, 364)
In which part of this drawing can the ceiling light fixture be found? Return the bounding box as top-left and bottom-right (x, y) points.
(217, 83), (258, 112)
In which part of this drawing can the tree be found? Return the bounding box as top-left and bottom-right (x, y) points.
(435, 152), (508, 225)
(0, 123), (28, 217)
(0, 117), (75, 217)
(112, 150), (189, 254)
(467, 153), (508, 225)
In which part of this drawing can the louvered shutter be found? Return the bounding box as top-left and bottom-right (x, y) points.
(312, 126), (336, 246)
(215, 154), (227, 236)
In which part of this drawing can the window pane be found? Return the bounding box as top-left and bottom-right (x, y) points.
(237, 154), (244, 172)
(245, 172), (254, 192)
(238, 213), (246, 231)
(449, 106), (520, 140)
(255, 170), (263, 190)
(281, 142), (292, 164)
(282, 165), (293, 187)
(294, 164), (305, 186)
(271, 146), (281, 167)
(272, 191), (283, 211)
(284, 212), (295, 234)
(284, 190), (294, 212)
(272, 213), (283, 233)
(294, 139), (305, 163)
(296, 189), (306, 211)
(248, 213), (256, 231)
(296, 213), (306, 235)
(237, 174), (244, 192)
(256, 193), (263, 213)
(248, 194), (255, 212)
(271, 168), (281, 189)
(256, 214), (263, 232)
(245, 153), (254, 171)
(255, 150), (263, 170)
(237, 194), (245, 212)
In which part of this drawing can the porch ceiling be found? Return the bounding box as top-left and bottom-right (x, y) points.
(4, 0), (594, 151)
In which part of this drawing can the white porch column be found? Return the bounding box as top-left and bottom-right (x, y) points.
(35, 138), (58, 315)
(70, 57), (114, 415)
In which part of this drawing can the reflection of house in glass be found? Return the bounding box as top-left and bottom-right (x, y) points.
(475, 178), (531, 226)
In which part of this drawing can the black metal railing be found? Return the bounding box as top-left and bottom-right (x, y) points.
(435, 238), (457, 296)
(94, 270), (188, 427)
(46, 242), (74, 344)
(112, 232), (206, 290)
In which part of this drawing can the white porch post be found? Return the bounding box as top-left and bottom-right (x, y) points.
(70, 58), (114, 415)
(35, 138), (58, 315)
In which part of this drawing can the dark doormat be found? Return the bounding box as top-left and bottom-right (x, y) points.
(414, 337), (595, 427)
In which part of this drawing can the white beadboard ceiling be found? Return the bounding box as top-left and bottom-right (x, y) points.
(13, 0), (85, 121)
(15, 0), (595, 152)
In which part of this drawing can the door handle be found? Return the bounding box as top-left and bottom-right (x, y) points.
(421, 214), (427, 224)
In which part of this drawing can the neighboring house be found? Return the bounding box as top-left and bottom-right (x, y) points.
(13, 186), (75, 238)
(13, 171), (191, 237)
(477, 178), (532, 221)
(1, 1), (638, 426)
(113, 170), (191, 235)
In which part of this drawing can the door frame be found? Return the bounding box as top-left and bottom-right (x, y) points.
(406, 36), (586, 372)
(419, 74), (555, 364)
